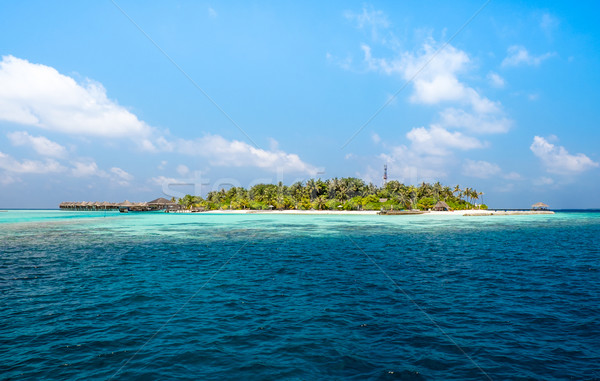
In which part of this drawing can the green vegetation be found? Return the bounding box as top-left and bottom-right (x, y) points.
(177, 178), (487, 211)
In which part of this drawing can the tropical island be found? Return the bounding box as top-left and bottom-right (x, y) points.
(176, 178), (485, 211)
(59, 178), (554, 215)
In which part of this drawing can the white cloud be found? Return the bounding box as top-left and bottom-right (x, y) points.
(362, 42), (500, 112)
(439, 108), (512, 134)
(157, 160), (167, 170)
(71, 161), (103, 177)
(379, 145), (449, 182)
(361, 41), (510, 135)
(371, 133), (381, 144)
(407, 125), (484, 156)
(503, 172), (522, 180)
(0, 151), (65, 173)
(462, 159), (501, 179)
(0, 56), (319, 179)
(326, 53), (353, 70)
(150, 175), (180, 187)
(176, 164), (189, 176)
(7, 131), (67, 157)
(533, 176), (554, 186)
(374, 125), (483, 182)
(374, 123), (486, 182)
(169, 134), (318, 175)
(344, 6), (390, 40)
(530, 136), (598, 174)
(487, 71), (505, 88)
(502, 45), (556, 67)
(71, 160), (133, 185)
(110, 167), (133, 182)
(0, 55), (153, 139)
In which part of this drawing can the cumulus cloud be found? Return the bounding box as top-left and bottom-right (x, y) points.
(375, 125), (485, 182)
(502, 46), (555, 67)
(462, 159), (501, 178)
(168, 134), (318, 175)
(0, 56), (317, 176)
(71, 161), (104, 177)
(362, 42), (499, 112)
(407, 125), (484, 156)
(71, 160), (132, 185)
(0, 151), (65, 173)
(379, 144), (450, 182)
(439, 108), (512, 134)
(0, 55), (153, 139)
(7, 131), (67, 157)
(361, 41), (511, 136)
(530, 136), (598, 174)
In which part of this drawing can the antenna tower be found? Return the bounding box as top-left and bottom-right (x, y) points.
(383, 164), (388, 186)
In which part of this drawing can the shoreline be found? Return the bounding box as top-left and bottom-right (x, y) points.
(168, 209), (555, 216)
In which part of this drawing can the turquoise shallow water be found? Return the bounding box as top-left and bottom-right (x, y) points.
(1, 210), (599, 380)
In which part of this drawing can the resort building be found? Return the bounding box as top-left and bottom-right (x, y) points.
(59, 198), (180, 212)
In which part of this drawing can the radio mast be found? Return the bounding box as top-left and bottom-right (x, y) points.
(383, 164), (388, 187)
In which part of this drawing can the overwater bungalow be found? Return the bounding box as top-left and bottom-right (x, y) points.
(60, 198), (181, 212)
(147, 197), (179, 211)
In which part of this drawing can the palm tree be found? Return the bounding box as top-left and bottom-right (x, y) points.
(364, 182), (377, 197)
(442, 186), (452, 200)
(433, 181), (443, 201)
(464, 187), (471, 205)
(306, 179), (318, 201)
(315, 196), (327, 210)
(471, 189), (479, 208)
(407, 185), (418, 209)
(327, 178), (339, 199)
(394, 192), (410, 209)
(453, 185), (461, 200)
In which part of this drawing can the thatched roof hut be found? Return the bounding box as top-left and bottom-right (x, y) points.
(148, 197), (175, 205)
(532, 202), (549, 210)
(432, 200), (451, 211)
(119, 200), (134, 207)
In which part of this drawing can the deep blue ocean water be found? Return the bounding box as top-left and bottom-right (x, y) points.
(1, 210), (599, 380)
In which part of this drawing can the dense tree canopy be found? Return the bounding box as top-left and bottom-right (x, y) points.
(177, 178), (486, 211)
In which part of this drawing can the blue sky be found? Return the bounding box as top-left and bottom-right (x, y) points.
(0, 1), (599, 208)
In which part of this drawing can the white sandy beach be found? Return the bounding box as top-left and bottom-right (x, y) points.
(171, 209), (554, 216)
